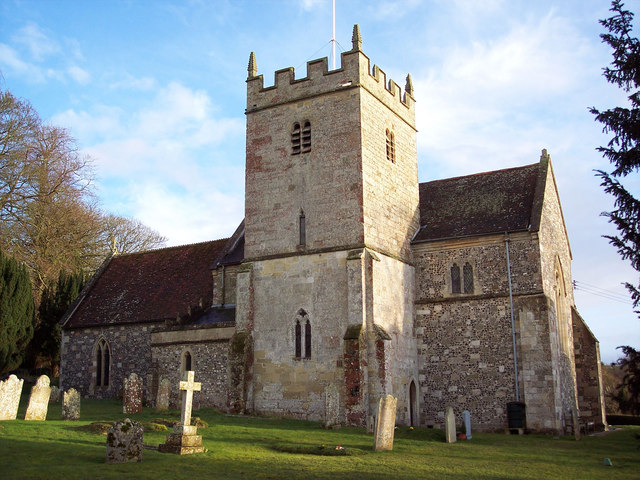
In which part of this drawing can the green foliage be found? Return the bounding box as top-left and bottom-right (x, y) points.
(0, 248), (35, 374)
(610, 346), (640, 415)
(32, 270), (87, 371)
(591, 1), (640, 315)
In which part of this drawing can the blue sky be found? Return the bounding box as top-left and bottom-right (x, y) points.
(1, 0), (638, 362)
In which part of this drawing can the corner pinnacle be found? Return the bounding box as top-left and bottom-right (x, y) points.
(540, 148), (550, 161)
(352, 24), (362, 51)
(405, 74), (414, 96)
(248, 52), (257, 78)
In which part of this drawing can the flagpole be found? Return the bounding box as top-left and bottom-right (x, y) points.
(332, 0), (336, 70)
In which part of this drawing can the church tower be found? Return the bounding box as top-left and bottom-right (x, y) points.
(236, 26), (420, 426)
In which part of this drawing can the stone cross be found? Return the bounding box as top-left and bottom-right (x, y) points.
(179, 371), (201, 426)
(463, 410), (472, 440)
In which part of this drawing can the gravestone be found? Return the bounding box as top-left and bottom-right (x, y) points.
(463, 410), (472, 440)
(106, 418), (143, 463)
(155, 378), (171, 412)
(24, 375), (52, 421)
(49, 385), (61, 403)
(123, 372), (143, 414)
(158, 371), (205, 454)
(0, 375), (23, 420)
(324, 384), (340, 429)
(62, 388), (81, 420)
(445, 406), (456, 443)
(373, 394), (397, 451)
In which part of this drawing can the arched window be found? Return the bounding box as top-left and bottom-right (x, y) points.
(463, 263), (474, 294)
(294, 309), (311, 359)
(301, 121), (311, 153)
(291, 122), (301, 155)
(299, 210), (306, 246)
(181, 350), (193, 376)
(386, 129), (395, 163)
(95, 338), (110, 387)
(451, 263), (461, 294)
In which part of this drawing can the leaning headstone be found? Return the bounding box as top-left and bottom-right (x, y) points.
(373, 394), (397, 451)
(123, 372), (143, 414)
(445, 406), (456, 443)
(62, 388), (81, 421)
(106, 418), (143, 463)
(155, 378), (171, 412)
(463, 410), (472, 440)
(0, 375), (24, 420)
(24, 375), (52, 421)
(158, 371), (205, 454)
(49, 385), (61, 403)
(324, 384), (340, 429)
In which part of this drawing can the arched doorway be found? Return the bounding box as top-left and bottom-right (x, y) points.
(409, 380), (417, 426)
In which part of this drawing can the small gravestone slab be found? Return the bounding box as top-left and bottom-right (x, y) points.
(123, 372), (143, 414)
(463, 410), (472, 440)
(49, 385), (61, 403)
(373, 394), (397, 451)
(0, 375), (23, 420)
(445, 406), (456, 443)
(25, 375), (52, 421)
(62, 388), (81, 421)
(158, 371), (205, 454)
(106, 418), (143, 463)
(324, 384), (340, 428)
(155, 378), (171, 412)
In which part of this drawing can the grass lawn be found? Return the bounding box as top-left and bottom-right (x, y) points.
(0, 395), (638, 480)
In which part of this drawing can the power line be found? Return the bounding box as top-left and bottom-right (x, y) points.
(573, 280), (634, 305)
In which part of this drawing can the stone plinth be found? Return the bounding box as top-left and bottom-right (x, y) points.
(0, 375), (23, 421)
(106, 418), (143, 463)
(158, 425), (205, 455)
(25, 375), (52, 421)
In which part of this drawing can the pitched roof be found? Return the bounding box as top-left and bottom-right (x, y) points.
(62, 239), (227, 328)
(413, 161), (544, 243)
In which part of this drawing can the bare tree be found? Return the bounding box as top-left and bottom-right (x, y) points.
(101, 213), (167, 255)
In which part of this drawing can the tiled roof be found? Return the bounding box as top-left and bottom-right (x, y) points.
(62, 239), (227, 328)
(414, 161), (543, 243)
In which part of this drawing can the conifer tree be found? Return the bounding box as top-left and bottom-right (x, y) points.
(591, 0), (640, 314)
(0, 249), (35, 374)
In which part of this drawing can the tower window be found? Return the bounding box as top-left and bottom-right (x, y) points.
(463, 263), (474, 294)
(295, 309), (311, 359)
(95, 338), (110, 387)
(386, 129), (395, 163)
(305, 319), (311, 358)
(451, 263), (461, 294)
(295, 320), (302, 358)
(302, 121), (311, 153)
(292, 123), (301, 155)
(299, 210), (306, 246)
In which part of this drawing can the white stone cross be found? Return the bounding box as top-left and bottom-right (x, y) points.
(179, 371), (201, 426)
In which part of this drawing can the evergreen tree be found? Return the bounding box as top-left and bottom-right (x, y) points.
(33, 270), (87, 375)
(0, 249), (35, 374)
(610, 346), (640, 415)
(590, 0), (640, 314)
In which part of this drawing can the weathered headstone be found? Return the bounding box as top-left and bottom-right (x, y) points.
(49, 385), (61, 403)
(463, 410), (472, 440)
(62, 388), (81, 421)
(366, 415), (375, 434)
(24, 375), (52, 421)
(373, 394), (397, 451)
(0, 375), (24, 421)
(123, 372), (143, 414)
(324, 384), (340, 429)
(155, 378), (171, 412)
(445, 406), (456, 443)
(106, 418), (143, 463)
(158, 371), (205, 454)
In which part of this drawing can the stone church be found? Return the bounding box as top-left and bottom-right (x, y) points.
(60, 26), (606, 434)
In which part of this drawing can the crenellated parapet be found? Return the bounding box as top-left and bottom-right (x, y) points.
(246, 25), (415, 128)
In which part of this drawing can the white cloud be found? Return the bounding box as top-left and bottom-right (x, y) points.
(67, 65), (91, 85)
(13, 22), (59, 60)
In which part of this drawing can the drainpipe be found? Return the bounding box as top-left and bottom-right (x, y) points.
(505, 233), (520, 402)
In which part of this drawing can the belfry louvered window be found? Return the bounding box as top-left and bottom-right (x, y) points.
(301, 121), (311, 153)
(451, 263), (461, 294)
(292, 123), (301, 154)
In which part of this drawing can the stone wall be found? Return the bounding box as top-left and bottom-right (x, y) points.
(150, 324), (233, 409)
(60, 323), (159, 401)
(572, 308), (607, 429)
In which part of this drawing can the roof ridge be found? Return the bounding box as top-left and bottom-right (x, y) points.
(114, 237), (230, 258)
(419, 162), (539, 186)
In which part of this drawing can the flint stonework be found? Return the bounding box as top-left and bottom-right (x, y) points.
(106, 418), (143, 463)
(25, 375), (52, 421)
(373, 395), (397, 451)
(0, 375), (23, 421)
(62, 388), (81, 420)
